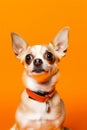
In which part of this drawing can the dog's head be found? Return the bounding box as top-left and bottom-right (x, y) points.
(11, 27), (69, 83)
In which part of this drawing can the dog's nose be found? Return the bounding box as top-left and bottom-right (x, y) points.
(33, 58), (43, 66)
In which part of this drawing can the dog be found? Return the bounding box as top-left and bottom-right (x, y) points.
(10, 27), (70, 130)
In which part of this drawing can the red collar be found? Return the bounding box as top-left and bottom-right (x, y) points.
(26, 88), (55, 102)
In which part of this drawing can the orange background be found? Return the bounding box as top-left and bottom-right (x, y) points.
(0, 0), (87, 129)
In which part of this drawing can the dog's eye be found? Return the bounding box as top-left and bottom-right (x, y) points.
(25, 54), (33, 65)
(44, 51), (55, 63)
(47, 52), (53, 59)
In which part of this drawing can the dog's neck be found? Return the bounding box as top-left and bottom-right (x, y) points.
(26, 88), (55, 102)
(23, 71), (59, 92)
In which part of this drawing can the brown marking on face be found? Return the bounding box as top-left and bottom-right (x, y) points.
(25, 53), (34, 65)
(63, 49), (67, 53)
(14, 52), (19, 56)
(44, 50), (56, 64)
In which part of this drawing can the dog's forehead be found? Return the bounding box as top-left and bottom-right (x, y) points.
(30, 45), (47, 54)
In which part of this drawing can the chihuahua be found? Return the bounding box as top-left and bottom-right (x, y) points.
(10, 27), (70, 130)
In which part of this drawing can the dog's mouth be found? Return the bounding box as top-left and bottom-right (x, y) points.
(32, 69), (48, 73)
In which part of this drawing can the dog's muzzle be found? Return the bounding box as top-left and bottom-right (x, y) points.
(32, 58), (44, 73)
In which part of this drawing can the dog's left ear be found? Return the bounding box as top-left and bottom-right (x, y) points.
(49, 27), (70, 59)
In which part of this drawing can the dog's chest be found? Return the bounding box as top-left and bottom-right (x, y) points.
(19, 91), (58, 119)
(16, 90), (62, 120)
(26, 99), (50, 114)
(15, 90), (65, 129)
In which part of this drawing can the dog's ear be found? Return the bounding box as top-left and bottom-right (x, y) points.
(11, 33), (27, 56)
(50, 27), (69, 59)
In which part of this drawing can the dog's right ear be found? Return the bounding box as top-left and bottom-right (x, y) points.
(11, 33), (27, 56)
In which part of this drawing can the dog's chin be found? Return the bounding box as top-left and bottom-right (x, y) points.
(28, 69), (52, 83)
